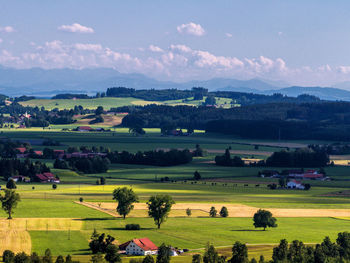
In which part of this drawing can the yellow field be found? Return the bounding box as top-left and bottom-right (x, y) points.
(331, 160), (350, 166)
(0, 230), (31, 254)
(131, 100), (161, 106)
(0, 218), (83, 231)
(81, 202), (350, 218)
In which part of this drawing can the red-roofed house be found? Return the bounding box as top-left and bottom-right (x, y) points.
(303, 173), (324, 180)
(34, 151), (43, 156)
(119, 238), (158, 255)
(287, 180), (305, 190)
(15, 147), (27, 154)
(53, 150), (65, 158)
(35, 172), (60, 183)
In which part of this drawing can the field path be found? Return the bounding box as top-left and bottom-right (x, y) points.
(79, 202), (350, 218)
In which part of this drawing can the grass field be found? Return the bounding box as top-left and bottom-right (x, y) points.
(19, 97), (160, 110)
(19, 96), (238, 110)
(0, 128), (350, 261)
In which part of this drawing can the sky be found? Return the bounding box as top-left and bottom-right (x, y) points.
(1, 0), (350, 86)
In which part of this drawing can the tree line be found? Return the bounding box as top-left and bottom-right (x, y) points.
(0, 159), (50, 181)
(215, 149), (329, 168)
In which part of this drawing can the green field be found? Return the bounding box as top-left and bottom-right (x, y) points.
(19, 97), (161, 110)
(0, 128), (350, 262)
(19, 96), (239, 110)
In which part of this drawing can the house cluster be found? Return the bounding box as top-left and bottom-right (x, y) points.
(163, 129), (193, 136)
(119, 238), (179, 256)
(54, 149), (107, 159)
(15, 147), (43, 158)
(35, 172), (60, 183)
(260, 169), (329, 181)
(9, 172), (60, 183)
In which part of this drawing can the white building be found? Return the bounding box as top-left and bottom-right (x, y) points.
(119, 238), (158, 256)
(287, 180), (305, 190)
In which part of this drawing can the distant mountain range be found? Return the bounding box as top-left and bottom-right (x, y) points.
(2, 66), (350, 101)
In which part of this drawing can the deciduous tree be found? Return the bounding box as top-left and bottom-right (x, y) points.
(0, 189), (20, 219)
(147, 195), (175, 229)
(253, 209), (277, 231)
(112, 187), (139, 219)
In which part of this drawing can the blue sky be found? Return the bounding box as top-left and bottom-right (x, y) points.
(1, 0), (350, 85)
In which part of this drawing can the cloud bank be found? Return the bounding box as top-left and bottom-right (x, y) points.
(1, 41), (350, 85)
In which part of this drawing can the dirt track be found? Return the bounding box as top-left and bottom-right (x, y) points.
(79, 202), (350, 218)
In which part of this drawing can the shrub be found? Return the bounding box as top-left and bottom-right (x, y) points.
(125, 224), (140, 230)
(52, 184), (57, 190)
(3, 250), (15, 263)
(79, 197), (84, 202)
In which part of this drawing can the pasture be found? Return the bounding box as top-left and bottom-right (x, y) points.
(0, 128), (350, 261)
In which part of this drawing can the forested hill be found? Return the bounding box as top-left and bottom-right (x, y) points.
(121, 102), (350, 141)
(105, 87), (321, 105)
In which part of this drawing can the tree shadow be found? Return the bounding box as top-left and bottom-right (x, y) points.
(231, 229), (264, 232)
(79, 217), (116, 221)
(105, 227), (154, 231)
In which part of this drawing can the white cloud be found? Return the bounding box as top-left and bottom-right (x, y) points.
(278, 31), (283, 36)
(177, 22), (205, 36)
(225, 33), (232, 38)
(0, 26), (15, 33)
(149, 45), (164, 53)
(74, 43), (102, 52)
(58, 23), (94, 33)
(170, 44), (192, 53)
(0, 38), (3, 44)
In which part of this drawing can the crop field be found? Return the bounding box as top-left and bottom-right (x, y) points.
(0, 128), (350, 262)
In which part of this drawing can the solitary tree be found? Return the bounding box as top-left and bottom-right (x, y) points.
(3, 250), (15, 263)
(203, 243), (219, 263)
(230, 241), (248, 263)
(55, 255), (65, 263)
(194, 171), (201, 180)
(6, 179), (16, 189)
(253, 209), (277, 231)
(0, 189), (20, 219)
(219, 206), (229, 218)
(278, 177), (286, 188)
(147, 195), (175, 229)
(186, 208), (192, 217)
(192, 254), (202, 263)
(42, 249), (53, 263)
(112, 187), (139, 219)
(209, 207), (217, 218)
(104, 244), (121, 263)
(156, 243), (171, 263)
(95, 106), (104, 116)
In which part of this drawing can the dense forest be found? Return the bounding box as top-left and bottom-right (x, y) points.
(121, 101), (350, 140)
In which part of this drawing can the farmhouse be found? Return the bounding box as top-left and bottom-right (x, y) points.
(287, 180), (305, 190)
(77, 126), (94, 132)
(35, 172), (60, 183)
(259, 170), (280, 178)
(9, 176), (30, 183)
(15, 147), (27, 154)
(119, 238), (158, 256)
